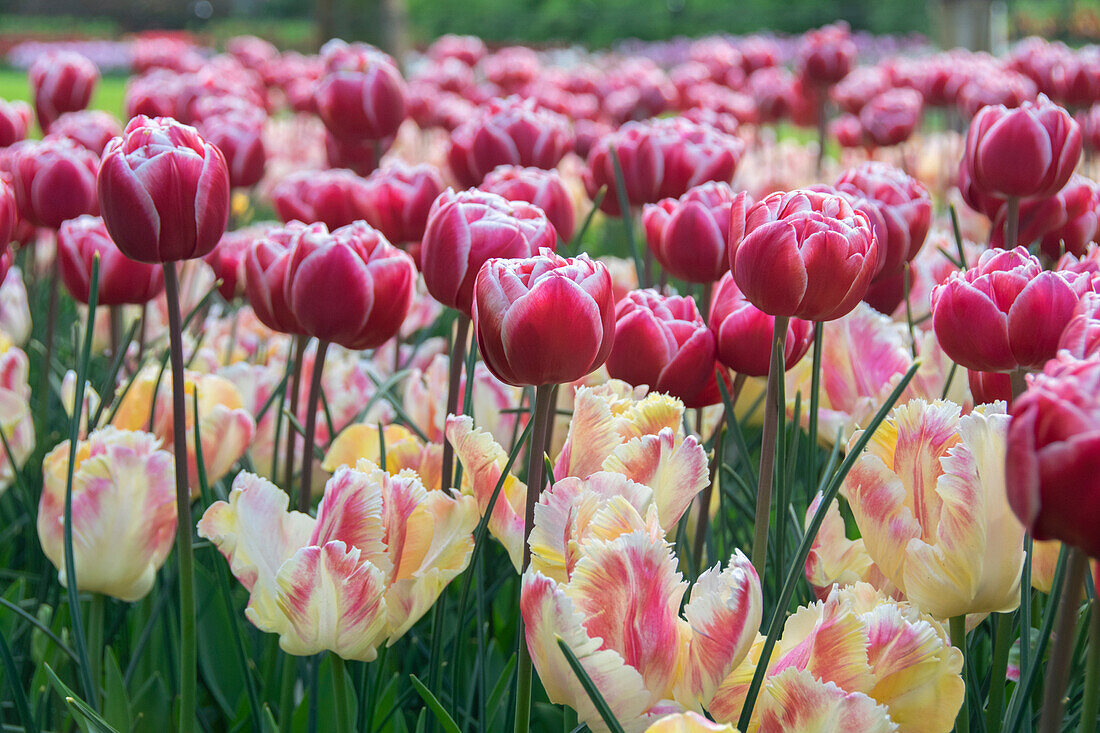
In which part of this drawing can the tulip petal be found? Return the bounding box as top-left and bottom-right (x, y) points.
(602, 428), (708, 532)
(311, 464), (392, 579)
(756, 668), (898, 733)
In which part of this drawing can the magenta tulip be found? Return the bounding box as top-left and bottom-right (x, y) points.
(709, 272), (814, 377)
(480, 165), (575, 244)
(314, 40), (407, 141)
(359, 161), (445, 245)
(57, 215), (164, 305)
(29, 50), (99, 131)
(643, 182), (746, 284)
(9, 136), (99, 229)
(48, 110), (123, 155)
(271, 169), (370, 230)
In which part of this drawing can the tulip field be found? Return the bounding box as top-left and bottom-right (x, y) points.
(1, 20), (1100, 733)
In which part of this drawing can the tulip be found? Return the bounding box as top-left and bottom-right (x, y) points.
(57, 216), (164, 305)
(420, 188), (556, 317)
(604, 290), (718, 408)
(271, 169), (371, 230)
(8, 136), (99, 229)
(729, 188), (878, 322)
(285, 220), (416, 351)
(324, 131), (392, 176)
(447, 96), (572, 188)
(97, 115), (230, 263)
(930, 247), (1090, 372)
(832, 66), (891, 115)
(0, 343), (34, 495)
(583, 122), (663, 215)
(198, 461), (477, 659)
(314, 40), (407, 141)
(968, 369), (1013, 406)
(1006, 353), (1100, 558)
(481, 165), (576, 244)
(29, 50), (99, 131)
(1039, 176), (1100, 259)
(244, 221), (316, 335)
(709, 273), (814, 377)
(0, 176), (13, 250)
(359, 161), (445, 246)
(46, 110), (122, 155)
(473, 250), (614, 387)
(1058, 291), (1100, 359)
(205, 226), (264, 301)
(831, 113), (866, 148)
(37, 428), (176, 602)
(645, 713), (735, 733)
(859, 87), (923, 148)
(199, 114), (266, 189)
(712, 583), (964, 733)
(0, 99), (32, 147)
(482, 46), (541, 93)
(796, 23), (856, 87)
(1080, 104), (1100, 153)
(643, 183), (745, 284)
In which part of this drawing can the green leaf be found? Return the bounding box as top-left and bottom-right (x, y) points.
(409, 673), (461, 733)
(102, 649), (132, 731)
(130, 672), (171, 733)
(555, 636), (626, 733)
(0, 621), (38, 733)
(43, 662), (119, 733)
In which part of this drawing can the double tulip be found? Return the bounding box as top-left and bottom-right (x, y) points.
(643, 182), (746, 284)
(359, 161), (445, 247)
(48, 110), (122, 155)
(57, 215), (164, 305)
(858, 88), (923, 148)
(29, 50), (99, 131)
(8, 136), (100, 229)
(796, 23), (856, 87)
(481, 165), (576, 244)
(314, 40), (407, 142)
(271, 169), (370, 230)
(709, 273), (814, 377)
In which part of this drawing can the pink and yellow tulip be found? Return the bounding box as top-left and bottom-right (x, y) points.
(0, 340), (34, 493)
(645, 712), (737, 732)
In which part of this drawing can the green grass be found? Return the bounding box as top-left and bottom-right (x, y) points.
(0, 68), (128, 128)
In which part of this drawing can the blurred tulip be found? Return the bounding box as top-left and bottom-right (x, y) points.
(428, 34), (488, 67)
(244, 221), (315, 335)
(285, 221), (416, 350)
(97, 115), (230, 263)
(1006, 353), (1100, 558)
(931, 247), (1090, 372)
(583, 121), (663, 215)
(0, 343), (33, 494)
(9, 136), (99, 229)
(47, 110), (122, 155)
(57, 215), (164, 305)
(643, 183), (744, 284)
(1058, 291), (1100, 359)
(198, 461), (477, 659)
(645, 713), (735, 733)
(360, 161), (445, 246)
(37, 428), (175, 602)
(205, 225), (266, 301)
(29, 50), (99, 131)
(968, 369), (1013, 406)
(709, 273), (813, 377)
(833, 66), (891, 115)
(859, 87), (922, 147)
(0, 99), (32, 147)
(796, 23), (856, 87)
(481, 165), (576, 244)
(271, 169), (371, 229)
(729, 189), (878, 321)
(1038, 176), (1100, 259)
(0, 177), (13, 250)
(1080, 104), (1100, 153)
(199, 114), (266, 189)
(324, 131), (393, 176)
(420, 188), (556, 316)
(314, 40), (406, 141)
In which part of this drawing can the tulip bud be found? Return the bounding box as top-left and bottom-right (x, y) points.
(729, 189), (879, 322)
(359, 161), (445, 245)
(643, 182), (746, 284)
(37, 428), (176, 602)
(447, 97), (572, 188)
(963, 95), (1081, 201)
(420, 188), (556, 316)
(9, 136), (99, 229)
(473, 250), (615, 386)
(244, 221), (316, 335)
(481, 165), (576, 244)
(314, 40), (407, 141)
(97, 116), (230, 263)
(47, 110), (123, 156)
(271, 169), (370, 229)
(324, 131), (393, 177)
(709, 272), (814, 377)
(286, 221), (416, 350)
(932, 247), (1091, 372)
(583, 122), (663, 215)
(199, 114), (266, 189)
(796, 23), (856, 87)
(29, 50), (99, 131)
(604, 289), (719, 408)
(858, 87), (922, 147)
(1006, 353), (1100, 558)
(57, 216), (164, 306)
(0, 99), (32, 147)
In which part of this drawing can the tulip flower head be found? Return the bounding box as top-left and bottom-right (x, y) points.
(244, 220), (317, 335)
(481, 164), (577, 244)
(9, 136), (100, 229)
(97, 115), (230, 263)
(643, 182), (747, 284)
(29, 50), (99, 131)
(271, 169), (371, 230)
(49, 110), (123, 155)
(0, 341), (33, 494)
(0, 99), (32, 147)
(199, 113), (267, 189)
(314, 40), (407, 142)
(709, 272), (814, 377)
(360, 161), (445, 246)
(57, 216), (164, 306)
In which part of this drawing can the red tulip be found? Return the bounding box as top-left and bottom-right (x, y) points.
(728, 189), (878, 321)
(1038, 177), (1100, 259)
(832, 66), (891, 115)
(124, 70), (185, 121)
(446, 97), (572, 188)
(48, 110), (123, 155)
(653, 117), (744, 201)
(473, 250), (615, 387)
(359, 161), (445, 246)
(968, 369), (1014, 406)
(481, 165), (575, 244)
(643, 182), (746, 284)
(9, 136), (99, 229)
(963, 95), (1081, 201)
(205, 226), (264, 300)
(858, 88), (922, 147)
(1058, 291), (1100, 360)
(286, 221), (416, 350)
(97, 116), (229, 263)
(56, 215), (164, 305)
(604, 289), (718, 407)
(314, 40), (407, 141)
(244, 221), (315, 335)
(830, 113), (866, 149)
(199, 114), (266, 189)
(1080, 104), (1100, 153)
(0, 100), (33, 147)
(835, 161), (932, 278)
(709, 272), (814, 377)
(271, 169), (370, 230)
(796, 23), (856, 87)
(1006, 353), (1100, 558)
(582, 122), (663, 215)
(29, 50), (99, 131)
(420, 188), (556, 316)
(1052, 52), (1100, 108)
(931, 247), (1091, 372)
(324, 132), (393, 177)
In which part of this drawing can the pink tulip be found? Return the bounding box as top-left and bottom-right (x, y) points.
(244, 220), (315, 335)
(0, 99), (32, 147)
(314, 40), (407, 141)
(9, 136), (99, 229)
(796, 23), (856, 87)
(1057, 291), (1100, 360)
(29, 50), (99, 131)
(428, 34), (488, 67)
(859, 87), (922, 147)
(57, 215), (164, 306)
(832, 66), (891, 114)
(359, 161), (445, 246)
(271, 169), (370, 229)
(481, 165), (576, 244)
(644, 182), (746, 284)
(199, 114), (266, 189)
(47, 110), (123, 155)
(709, 272), (814, 377)
(323, 131), (393, 177)
(1038, 176), (1100, 259)
(205, 225), (266, 301)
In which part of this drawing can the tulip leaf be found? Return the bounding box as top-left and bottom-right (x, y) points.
(409, 673), (461, 733)
(0, 622), (38, 733)
(43, 661), (120, 733)
(554, 636), (626, 733)
(567, 184), (607, 254)
(103, 649), (132, 732)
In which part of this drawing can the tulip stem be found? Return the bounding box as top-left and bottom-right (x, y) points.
(692, 422), (725, 572)
(163, 262), (196, 733)
(950, 615), (969, 733)
(1010, 369), (1028, 400)
(806, 322), (823, 492)
(39, 251), (61, 418)
(108, 305), (123, 361)
(87, 593), (105, 698)
(1038, 547), (1088, 733)
(751, 316), (789, 577)
(441, 313), (471, 492)
(986, 612), (1012, 732)
(1080, 597), (1100, 733)
(515, 383), (556, 733)
(1003, 197), (1020, 250)
(331, 654), (350, 733)
(283, 334), (307, 495)
(815, 93), (827, 177)
(298, 339), (329, 513)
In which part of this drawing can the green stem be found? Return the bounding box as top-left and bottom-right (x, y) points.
(297, 339), (329, 512)
(440, 313), (470, 492)
(283, 334), (307, 494)
(279, 654), (297, 733)
(514, 384), (556, 733)
(806, 322), (823, 492)
(87, 594), (105, 698)
(332, 654), (350, 733)
(951, 615), (969, 733)
(986, 612), (1012, 732)
(163, 263), (196, 733)
(1080, 597), (1100, 733)
(750, 315), (789, 577)
(1038, 548), (1088, 733)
